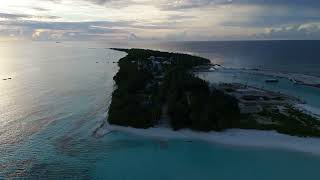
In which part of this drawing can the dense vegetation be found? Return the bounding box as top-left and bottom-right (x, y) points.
(162, 67), (240, 131)
(108, 48), (241, 131)
(108, 50), (156, 128)
(111, 48), (210, 69)
(107, 48), (320, 137)
(239, 107), (320, 137)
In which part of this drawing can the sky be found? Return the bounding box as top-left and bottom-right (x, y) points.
(0, 0), (320, 41)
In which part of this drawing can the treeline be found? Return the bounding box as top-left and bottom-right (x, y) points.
(161, 67), (240, 131)
(239, 107), (320, 137)
(108, 50), (157, 128)
(108, 48), (241, 131)
(112, 48), (210, 68)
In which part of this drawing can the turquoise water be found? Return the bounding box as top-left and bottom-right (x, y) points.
(1, 42), (320, 179)
(197, 69), (320, 109)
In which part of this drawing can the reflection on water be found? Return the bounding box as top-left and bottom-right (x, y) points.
(0, 41), (126, 178)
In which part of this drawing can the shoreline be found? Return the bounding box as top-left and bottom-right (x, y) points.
(95, 122), (320, 156)
(295, 104), (320, 118)
(218, 67), (320, 89)
(200, 67), (320, 117)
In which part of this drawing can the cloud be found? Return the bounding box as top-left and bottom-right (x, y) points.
(49, 0), (137, 8)
(0, 12), (60, 20)
(230, 0), (320, 8)
(2, 20), (131, 30)
(0, 19), (143, 41)
(165, 30), (188, 40)
(256, 23), (320, 40)
(88, 0), (130, 5)
(220, 14), (320, 28)
(147, 0), (320, 11)
(0, 13), (30, 19)
(158, 0), (217, 10)
(46, 0), (320, 9)
(32, 7), (50, 11)
(2, 0), (320, 41)
(215, 1), (320, 31)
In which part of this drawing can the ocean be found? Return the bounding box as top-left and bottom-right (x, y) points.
(0, 41), (320, 179)
(110, 40), (320, 77)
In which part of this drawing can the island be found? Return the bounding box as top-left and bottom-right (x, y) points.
(106, 48), (320, 137)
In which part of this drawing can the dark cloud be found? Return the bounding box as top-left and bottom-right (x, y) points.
(32, 7), (50, 11)
(156, 0), (320, 10)
(221, 15), (320, 28)
(0, 13), (30, 19)
(57, 0), (137, 8)
(45, 0), (320, 10)
(0, 12), (60, 20)
(0, 19), (142, 41)
(1, 19), (180, 35)
(87, 0), (123, 5)
(168, 15), (195, 21)
(1, 20), (132, 30)
(231, 0), (320, 8)
(216, 0), (320, 30)
(159, 0), (216, 10)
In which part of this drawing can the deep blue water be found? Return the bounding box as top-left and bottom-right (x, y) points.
(1, 41), (320, 179)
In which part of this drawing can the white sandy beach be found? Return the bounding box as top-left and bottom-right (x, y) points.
(295, 104), (320, 118)
(96, 122), (320, 156)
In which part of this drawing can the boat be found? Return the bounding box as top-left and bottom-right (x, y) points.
(265, 79), (279, 83)
(289, 78), (298, 84)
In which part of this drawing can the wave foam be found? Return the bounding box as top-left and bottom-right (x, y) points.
(98, 123), (320, 155)
(234, 68), (320, 87)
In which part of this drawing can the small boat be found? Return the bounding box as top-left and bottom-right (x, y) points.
(265, 79), (279, 83)
(289, 78), (298, 84)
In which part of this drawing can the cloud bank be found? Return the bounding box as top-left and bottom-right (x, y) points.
(1, 0), (320, 41)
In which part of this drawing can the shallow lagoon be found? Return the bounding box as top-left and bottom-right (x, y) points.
(1, 42), (320, 179)
(197, 69), (320, 109)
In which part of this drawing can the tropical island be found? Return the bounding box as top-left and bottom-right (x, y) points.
(106, 48), (320, 137)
